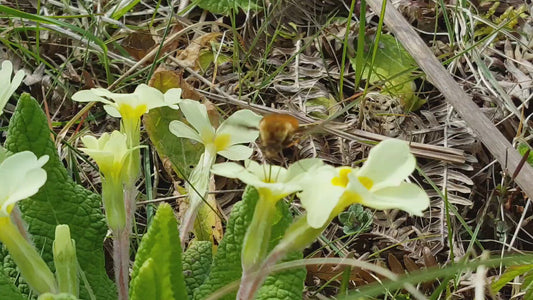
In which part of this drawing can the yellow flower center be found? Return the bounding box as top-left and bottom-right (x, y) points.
(118, 103), (148, 120)
(214, 133), (231, 152)
(331, 167), (352, 187)
(358, 176), (373, 190)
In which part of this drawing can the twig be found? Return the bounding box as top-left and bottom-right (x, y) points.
(365, 0), (533, 199)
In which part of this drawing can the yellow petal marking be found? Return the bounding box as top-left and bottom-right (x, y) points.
(358, 176), (373, 190)
(118, 103), (147, 120)
(214, 133), (231, 152)
(331, 167), (352, 187)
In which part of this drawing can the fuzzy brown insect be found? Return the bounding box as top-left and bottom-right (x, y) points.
(259, 114), (300, 158)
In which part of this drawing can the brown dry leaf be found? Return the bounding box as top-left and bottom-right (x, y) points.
(149, 68), (204, 100)
(160, 23), (185, 56)
(149, 68), (182, 93)
(121, 30), (156, 61)
(403, 255), (420, 273)
(423, 246), (438, 268)
(387, 253), (405, 275)
(175, 32), (222, 69)
(305, 253), (363, 284)
(204, 100), (220, 128)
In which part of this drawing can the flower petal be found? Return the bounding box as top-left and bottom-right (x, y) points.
(163, 88), (183, 109)
(169, 120), (203, 144)
(217, 109), (262, 145)
(218, 145), (253, 160)
(212, 162), (266, 188)
(133, 84), (166, 110)
(0, 60), (14, 84)
(358, 182), (429, 216)
(245, 160), (286, 183)
(90, 88), (119, 99)
(284, 158), (324, 182)
(0, 61), (25, 115)
(6, 69), (25, 100)
(0, 152), (48, 217)
(72, 89), (114, 105)
(358, 139), (415, 190)
(103, 105), (122, 118)
(79, 131), (129, 176)
(211, 162), (245, 178)
(80, 135), (99, 149)
(298, 165), (345, 228)
(178, 99), (214, 141)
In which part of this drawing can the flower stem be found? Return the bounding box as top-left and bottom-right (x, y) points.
(102, 176), (126, 231)
(113, 184), (137, 300)
(237, 215), (325, 299)
(0, 218), (57, 295)
(179, 149), (216, 246)
(241, 192), (277, 272)
(114, 227), (130, 300)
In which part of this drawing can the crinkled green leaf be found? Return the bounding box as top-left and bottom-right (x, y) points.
(255, 251), (305, 300)
(0, 265), (24, 300)
(193, 186), (305, 299)
(130, 203), (187, 300)
(350, 34), (426, 111)
(182, 241), (213, 298)
(130, 258), (157, 300)
(195, 0), (260, 15)
(4, 94), (115, 300)
(144, 106), (203, 179)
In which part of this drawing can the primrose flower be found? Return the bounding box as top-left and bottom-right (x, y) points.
(169, 99), (262, 160)
(213, 158), (323, 271)
(299, 139), (430, 229)
(79, 131), (129, 180)
(0, 151), (48, 218)
(79, 131), (129, 230)
(72, 84), (182, 121)
(0, 151), (56, 295)
(0, 60), (25, 115)
(211, 159), (323, 202)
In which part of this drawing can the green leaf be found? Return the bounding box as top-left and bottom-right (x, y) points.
(193, 187), (305, 299)
(110, 0), (141, 20)
(130, 258), (157, 300)
(350, 34), (426, 111)
(194, 0), (260, 15)
(130, 203), (187, 300)
(182, 241), (213, 298)
(491, 264), (533, 293)
(4, 94), (115, 300)
(144, 106), (203, 179)
(198, 49), (231, 73)
(0, 266), (24, 300)
(517, 142), (533, 167)
(524, 271), (533, 299)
